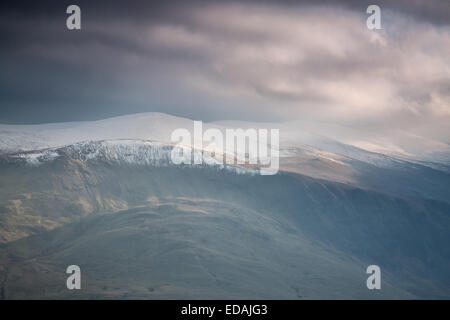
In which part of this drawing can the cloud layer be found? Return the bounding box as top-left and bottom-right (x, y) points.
(0, 0), (449, 143)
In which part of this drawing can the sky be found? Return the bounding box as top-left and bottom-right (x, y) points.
(0, 0), (449, 143)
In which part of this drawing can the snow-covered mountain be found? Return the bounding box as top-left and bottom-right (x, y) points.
(0, 113), (190, 153)
(1, 112), (449, 172)
(1, 113), (450, 299)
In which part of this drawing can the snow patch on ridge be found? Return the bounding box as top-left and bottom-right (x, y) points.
(2, 139), (259, 175)
(10, 150), (60, 166)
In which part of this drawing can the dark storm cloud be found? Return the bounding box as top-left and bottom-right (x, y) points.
(1, 0), (449, 25)
(0, 0), (449, 129)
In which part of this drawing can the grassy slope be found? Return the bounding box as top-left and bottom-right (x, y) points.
(0, 156), (449, 298)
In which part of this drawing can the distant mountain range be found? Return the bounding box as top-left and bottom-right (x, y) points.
(2, 112), (449, 168)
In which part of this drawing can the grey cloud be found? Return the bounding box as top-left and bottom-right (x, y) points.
(0, 0), (449, 145)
